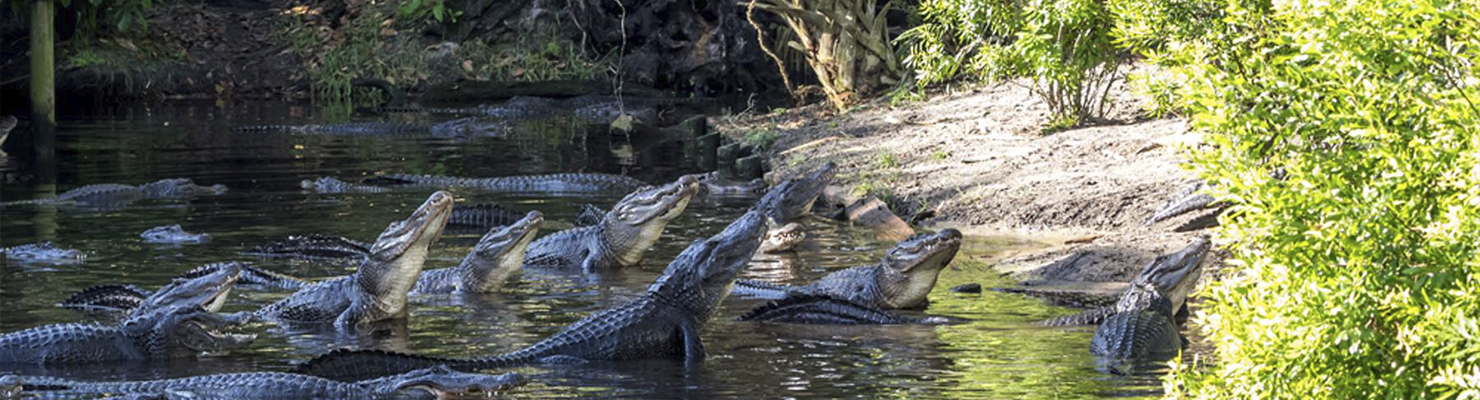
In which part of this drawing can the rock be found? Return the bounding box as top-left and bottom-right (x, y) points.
(950, 283), (982, 293)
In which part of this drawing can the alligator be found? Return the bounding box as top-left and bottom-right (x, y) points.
(732, 229), (963, 310)
(1144, 180), (1225, 227)
(759, 162), (836, 224)
(736, 294), (949, 325)
(0, 178), (226, 209)
(380, 95), (677, 125)
(412, 211), (542, 294)
(294, 204), (770, 382)
(523, 175), (699, 271)
(140, 224), (210, 244)
(62, 262), (241, 319)
(364, 171), (650, 195)
(234, 117), (511, 139)
(301, 176), (391, 194)
(60, 262), (307, 315)
(0, 242), (85, 264)
(1089, 281), (1185, 368)
(1039, 236), (1209, 327)
(0, 305), (255, 364)
(694, 171), (766, 197)
(2, 365), (525, 400)
(445, 202), (529, 230)
(572, 203), (607, 227)
(246, 234), (372, 261)
(377, 95), (561, 118)
(253, 191), (453, 330)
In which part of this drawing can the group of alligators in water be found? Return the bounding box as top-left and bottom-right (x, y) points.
(0, 159), (1213, 398)
(232, 94), (697, 139)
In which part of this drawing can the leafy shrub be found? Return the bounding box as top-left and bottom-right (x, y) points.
(9, 0), (155, 38)
(1166, 0), (1480, 398)
(397, 0), (461, 24)
(900, 0), (1124, 127)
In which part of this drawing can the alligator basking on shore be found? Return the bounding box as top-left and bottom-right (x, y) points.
(733, 229), (963, 310)
(253, 191), (453, 330)
(0, 242), (85, 264)
(1039, 236), (1208, 327)
(2, 365), (525, 400)
(0, 305), (255, 365)
(0, 178), (226, 209)
(523, 175), (699, 272)
(235, 117), (511, 139)
(294, 203), (771, 382)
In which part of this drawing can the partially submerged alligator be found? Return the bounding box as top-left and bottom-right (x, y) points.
(1039, 236), (1208, 327)
(733, 229), (963, 310)
(0, 242), (84, 264)
(757, 221), (804, 253)
(694, 171), (766, 197)
(380, 94), (677, 125)
(140, 224), (211, 244)
(412, 211), (543, 294)
(736, 294), (949, 325)
(2, 364), (525, 400)
(62, 262), (242, 318)
(523, 175), (699, 271)
(0, 305), (254, 364)
(760, 162), (836, 225)
(235, 117), (511, 139)
(295, 203), (770, 382)
(246, 234), (372, 261)
(0, 178), (226, 209)
(254, 191), (453, 329)
(364, 171), (650, 195)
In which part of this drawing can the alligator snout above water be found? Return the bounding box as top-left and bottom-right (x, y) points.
(0, 178), (226, 210)
(523, 174), (700, 272)
(734, 228), (964, 310)
(140, 224), (211, 244)
(293, 202), (771, 382)
(254, 191), (454, 330)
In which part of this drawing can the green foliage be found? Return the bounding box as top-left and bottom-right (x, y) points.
(877, 153), (899, 169)
(1165, 0), (1480, 398)
(752, 0), (904, 110)
(9, 0), (154, 38)
(743, 129), (781, 149)
(397, 0), (461, 24)
(900, 0), (1124, 126)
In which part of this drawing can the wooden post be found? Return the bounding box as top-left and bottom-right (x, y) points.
(30, 0), (56, 128)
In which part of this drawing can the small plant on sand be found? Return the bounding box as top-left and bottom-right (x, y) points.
(929, 150), (949, 161)
(743, 129), (781, 150)
(878, 153), (900, 169)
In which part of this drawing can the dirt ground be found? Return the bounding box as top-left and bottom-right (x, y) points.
(715, 78), (1222, 297)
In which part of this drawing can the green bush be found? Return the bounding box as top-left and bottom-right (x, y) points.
(1166, 0), (1480, 398)
(899, 0), (1124, 127)
(9, 0), (154, 38)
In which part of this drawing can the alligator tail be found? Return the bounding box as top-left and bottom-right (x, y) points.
(730, 279), (797, 300)
(296, 349), (463, 382)
(233, 125), (301, 133)
(449, 203), (527, 229)
(1039, 306), (1116, 327)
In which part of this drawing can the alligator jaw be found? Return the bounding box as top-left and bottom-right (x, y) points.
(1135, 236), (1209, 313)
(605, 175), (700, 266)
(880, 229), (963, 308)
(380, 366), (527, 398)
(360, 192), (455, 315)
(133, 263), (242, 317)
(464, 211), (544, 292)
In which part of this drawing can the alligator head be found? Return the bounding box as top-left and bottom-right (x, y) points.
(877, 229), (964, 309)
(1130, 235), (1209, 314)
(650, 208), (767, 320)
(364, 365), (526, 399)
(461, 211), (543, 292)
(356, 191), (455, 319)
(129, 262), (242, 318)
(126, 305), (255, 359)
(760, 162), (836, 223)
(695, 172), (766, 197)
(300, 176), (389, 193)
(758, 220), (805, 253)
(140, 224), (211, 244)
(601, 175), (700, 267)
(139, 178), (227, 197)
(433, 117), (512, 138)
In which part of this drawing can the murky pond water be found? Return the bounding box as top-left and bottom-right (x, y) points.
(0, 101), (1168, 398)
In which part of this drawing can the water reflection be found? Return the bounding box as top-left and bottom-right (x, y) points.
(0, 101), (1167, 398)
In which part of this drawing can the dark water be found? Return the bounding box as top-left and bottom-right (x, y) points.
(0, 101), (1167, 398)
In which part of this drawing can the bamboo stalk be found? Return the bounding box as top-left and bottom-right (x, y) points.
(30, 0), (55, 127)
